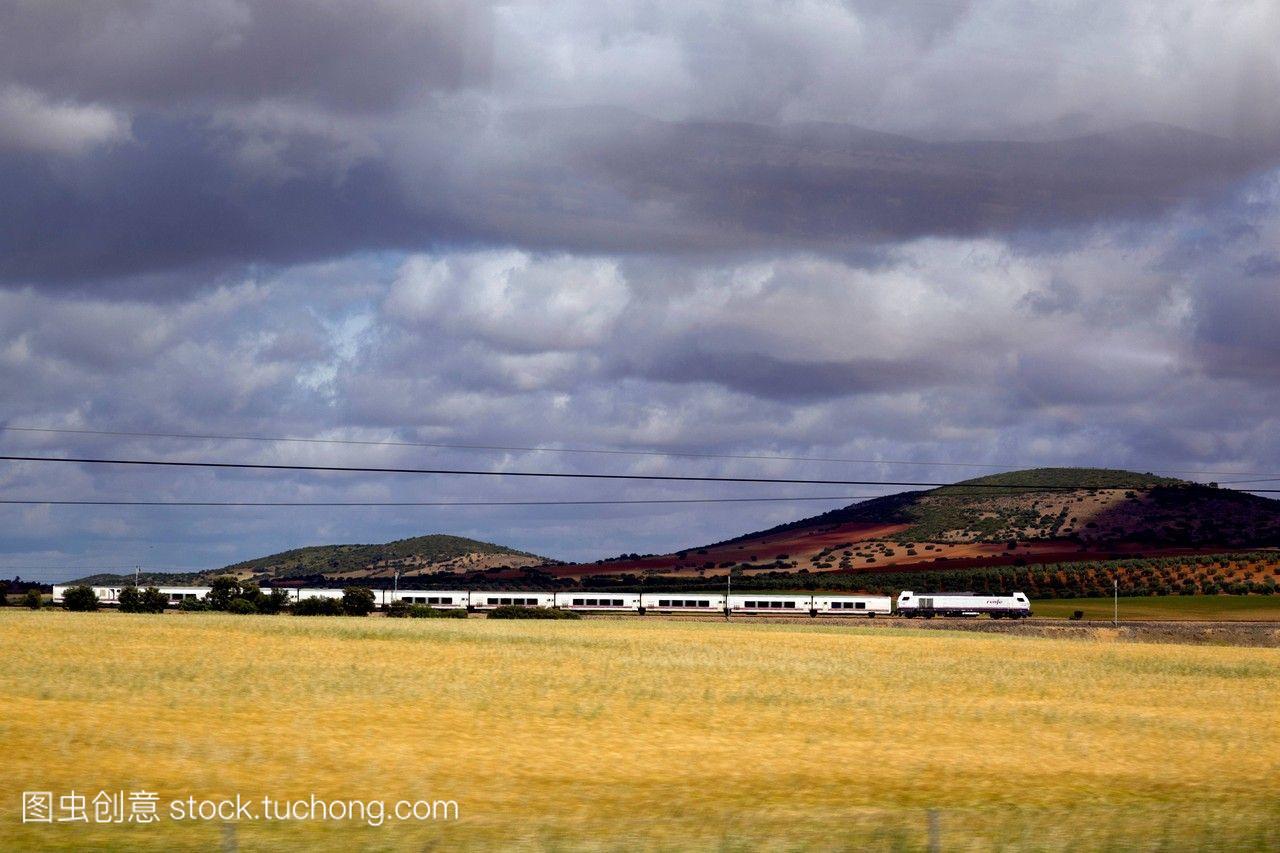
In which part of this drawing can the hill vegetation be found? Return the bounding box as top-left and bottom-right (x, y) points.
(710, 468), (1280, 550)
(69, 534), (549, 585)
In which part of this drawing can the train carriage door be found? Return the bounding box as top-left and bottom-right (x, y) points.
(919, 597), (933, 615)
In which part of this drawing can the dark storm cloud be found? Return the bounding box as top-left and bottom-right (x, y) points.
(0, 116), (465, 287)
(1, 1), (1279, 286)
(0, 1), (490, 112)
(611, 341), (959, 402)
(485, 111), (1276, 249)
(3, 108), (1276, 288)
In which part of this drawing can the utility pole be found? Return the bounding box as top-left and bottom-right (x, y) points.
(1113, 578), (1118, 626)
(726, 567), (731, 620)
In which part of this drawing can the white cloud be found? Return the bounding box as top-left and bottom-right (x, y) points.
(0, 85), (129, 154)
(386, 251), (631, 352)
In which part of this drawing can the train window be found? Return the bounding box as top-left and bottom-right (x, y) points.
(785, 601), (795, 608)
(658, 600), (670, 607)
(573, 598), (584, 606)
(487, 598), (499, 605)
(856, 602), (866, 609)
(698, 601), (709, 607)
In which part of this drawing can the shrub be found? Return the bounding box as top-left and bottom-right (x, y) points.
(409, 605), (468, 619)
(341, 587), (376, 617)
(178, 597), (209, 612)
(226, 598), (259, 615)
(488, 605), (579, 620)
(61, 586), (97, 611)
(205, 575), (244, 611)
(256, 588), (291, 615)
(385, 600), (411, 618)
(118, 586), (144, 613)
(293, 597), (344, 616)
(141, 587), (169, 613)
(119, 586), (168, 614)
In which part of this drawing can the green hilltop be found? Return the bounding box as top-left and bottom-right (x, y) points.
(67, 534), (549, 585)
(218, 533), (545, 580)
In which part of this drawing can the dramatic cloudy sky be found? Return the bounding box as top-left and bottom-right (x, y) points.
(3, 1), (1280, 581)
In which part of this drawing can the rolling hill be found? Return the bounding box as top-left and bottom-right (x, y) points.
(558, 468), (1280, 579)
(69, 534), (550, 586)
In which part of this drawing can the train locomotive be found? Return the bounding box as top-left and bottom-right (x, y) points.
(896, 591), (1031, 619)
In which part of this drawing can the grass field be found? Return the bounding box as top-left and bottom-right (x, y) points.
(1032, 595), (1280, 621)
(3, 611), (1278, 851)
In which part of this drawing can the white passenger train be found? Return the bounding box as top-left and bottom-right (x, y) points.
(896, 591), (1030, 619)
(50, 585), (1025, 618)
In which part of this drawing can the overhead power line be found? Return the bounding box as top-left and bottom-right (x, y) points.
(0, 495), (874, 507)
(2, 426), (1271, 479)
(2, 453), (1277, 492)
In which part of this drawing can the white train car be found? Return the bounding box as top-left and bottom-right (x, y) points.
(50, 585), (79, 604)
(728, 594), (811, 616)
(62, 585), (128, 604)
(812, 594), (892, 617)
(52, 584), (211, 606)
(293, 588), (344, 602)
(157, 586), (209, 605)
(381, 590), (469, 609)
(639, 593), (727, 614)
(897, 591), (1030, 618)
(469, 591), (557, 610)
(553, 592), (642, 612)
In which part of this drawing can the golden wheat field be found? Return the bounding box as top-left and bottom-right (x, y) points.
(2, 611), (1278, 851)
